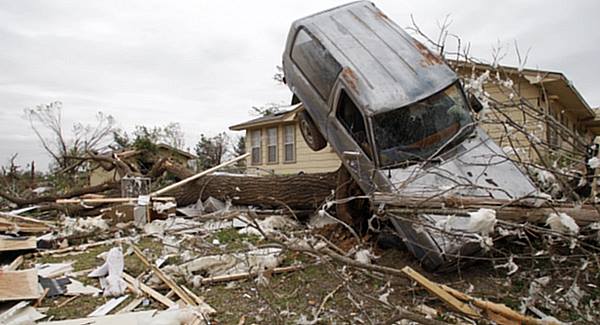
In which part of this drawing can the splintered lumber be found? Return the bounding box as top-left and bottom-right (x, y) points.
(374, 193), (600, 225)
(0, 213), (51, 233)
(440, 284), (557, 325)
(0, 181), (119, 207)
(401, 266), (479, 318)
(56, 196), (175, 205)
(130, 245), (196, 306)
(0, 269), (42, 301)
(151, 153), (250, 196)
(166, 163), (338, 209)
(3, 255), (24, 271)
(88, 295), (129, 317)
(0, 236), (37, 252)
(38, 310), (157, 325)
(122, 272), (176, 308)
(115, 297), (144, 314)
(199, 264), (305, 284)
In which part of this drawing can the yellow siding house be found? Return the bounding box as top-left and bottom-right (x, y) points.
(229, 104), (341, 175)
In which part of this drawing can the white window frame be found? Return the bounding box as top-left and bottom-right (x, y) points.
(267, 127), (278, 164)
(283, 124), (296, 163)
(251, 129), (262, 165)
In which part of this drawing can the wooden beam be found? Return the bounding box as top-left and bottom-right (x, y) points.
(0, 237), (37, 252)
(56, 197), (175, 205)
(0, 269), (42, 301)
(150, 153), (249, 196)
(122, 272), (175, 308)
(199, 264), (305, 284)
(3, 255), (24, 271)
(441, 284), (555, 325)
(130, 245), (196, 306)
(401, 266), (479, 318)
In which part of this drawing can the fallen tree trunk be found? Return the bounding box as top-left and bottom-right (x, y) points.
(162, 161), (338, 210)
(373, 193), (600, 225)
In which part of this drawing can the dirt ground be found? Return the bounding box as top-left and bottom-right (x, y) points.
(21, 216), (599, 324)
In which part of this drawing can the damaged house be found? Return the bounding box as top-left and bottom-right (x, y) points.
(89, 143), (197, 186)
(231, 62), (600, 176)
(452, 62), (600, 161)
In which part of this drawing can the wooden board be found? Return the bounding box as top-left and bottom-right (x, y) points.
(0, 237), (37, 252)
(0, 269), (42, 301)
(39, 310), (156, 325)
(401, 266), (479, 318)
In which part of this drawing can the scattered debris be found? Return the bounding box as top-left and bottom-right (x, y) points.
(88, 247), (127, 297)
(0, 269), (42, 301)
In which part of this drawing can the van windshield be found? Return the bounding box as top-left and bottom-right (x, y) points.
(373, 83), (473, 167)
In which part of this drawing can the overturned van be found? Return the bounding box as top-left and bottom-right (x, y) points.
(282, 1), (538, 270)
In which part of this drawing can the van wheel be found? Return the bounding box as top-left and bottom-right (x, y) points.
(299, 110), (327, 151)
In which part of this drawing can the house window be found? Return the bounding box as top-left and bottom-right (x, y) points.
(284, 125), (295, 162)
(267, 127), (278, 163)
(251, 129), (261, 165)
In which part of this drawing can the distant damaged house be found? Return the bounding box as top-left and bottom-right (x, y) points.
(89, 143), (196, 186)
(229, 104), (341, 175)
(452, 62), (600, 161)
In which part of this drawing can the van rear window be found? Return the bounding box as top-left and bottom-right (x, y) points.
(291, 29), (341, 101)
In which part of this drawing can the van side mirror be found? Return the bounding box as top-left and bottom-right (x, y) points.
(468, 93), (484, 113)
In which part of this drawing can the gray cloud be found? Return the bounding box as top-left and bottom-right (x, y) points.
(1, 0), (598, 170)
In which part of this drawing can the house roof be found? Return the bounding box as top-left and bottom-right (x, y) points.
(156, 143), (196, 159)
(452, 61), (596, 120)
(229, 104), (303, 131)
(582, 108), (600, 135)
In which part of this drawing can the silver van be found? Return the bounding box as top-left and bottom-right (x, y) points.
(282, 1), (537, 270)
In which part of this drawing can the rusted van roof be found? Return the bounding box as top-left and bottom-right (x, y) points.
(289, 1), (457, 115)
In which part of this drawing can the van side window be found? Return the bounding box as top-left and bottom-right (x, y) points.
(336, 91), (372, 159)
(291, 29), (342, 101)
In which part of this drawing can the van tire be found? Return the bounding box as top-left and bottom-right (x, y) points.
(299, 110), (327, 151)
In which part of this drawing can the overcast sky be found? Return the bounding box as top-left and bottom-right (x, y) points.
(1, 0), (599, 170)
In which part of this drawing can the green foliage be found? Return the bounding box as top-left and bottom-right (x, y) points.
(195, 132), (229, 171)
(234, 135), (246, 168)
(112, 123), (185, 152)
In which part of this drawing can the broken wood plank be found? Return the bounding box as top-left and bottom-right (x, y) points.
(0, 301), (46, 324)
(401, 266), (479, 318)
(88, 295), (129, 317)
(57, 295), (80, 308)
(33, 288), (50, 307)
(0, 269), (42, 301)
(0, 236), (37, 252)
(36, 262), (74, 278)
(39, 310), (156, 325)
(151, 152), (249, 196)
(131, 245), (196, 306)
(440, 284), (554, 325)
(199, 264), (305, 284)
(3, 255), (23, 271)
(56, 196), (175, 205)
(115, 297), (144, 314)
(0, 211), (52, 225)
(182, 284), (216, 314)
(122, 272), (176, 308)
